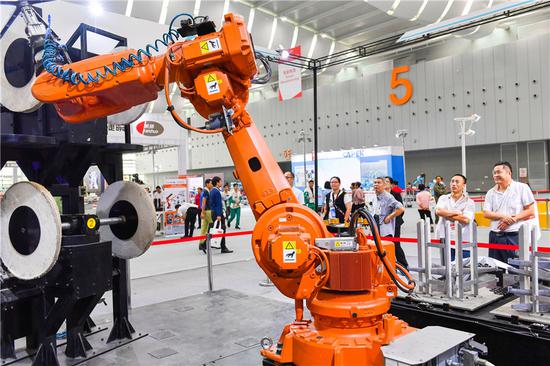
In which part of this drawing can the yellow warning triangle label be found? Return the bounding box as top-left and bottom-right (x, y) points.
(206, 74), (216, 82)
(284, 241), (296, 250)
(200, 41), (209, 51)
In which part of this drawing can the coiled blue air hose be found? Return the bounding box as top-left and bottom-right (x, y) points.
(42, 13), (194, 86)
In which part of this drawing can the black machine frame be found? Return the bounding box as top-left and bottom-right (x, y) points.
(1, 20), (142, 366)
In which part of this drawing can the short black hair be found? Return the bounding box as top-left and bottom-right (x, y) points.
(156, 186), (161, 189)
(233, 183), (239, 187)
(285, 171), (295, 178)
(385, 176), (394, 184)
(356, 182), (362, 188)
(436, 175), (443, 180)
(175, 204), (181, 210)
(418, 184), (426, 191)
(204, 178), (212, 185)
(330, 176), (341, 183)
(212, 176), (221, 186)
(223, 182), (229, 187)
(493, 161), (513, 174)
(452, 174), (467, 183)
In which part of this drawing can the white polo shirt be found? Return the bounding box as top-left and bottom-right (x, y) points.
(176, 202), (198, 217)
(483, 181), (536, 233)
(436, 193), (475, 242)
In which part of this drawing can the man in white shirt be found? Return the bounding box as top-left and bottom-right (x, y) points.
(435, 174), (475, 260)
(175, 201), (199, 237)
(373, 177), (407, 268)
(483, 162), (537, 263)
(284, 171), (304, 205)
(152, 186), (163, 212)
(227, 183), (242, 229)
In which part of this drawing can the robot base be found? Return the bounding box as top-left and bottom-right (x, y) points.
(261, 314), (412, 366)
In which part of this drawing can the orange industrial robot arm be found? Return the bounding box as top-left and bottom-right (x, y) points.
(32, 13), (333, 318)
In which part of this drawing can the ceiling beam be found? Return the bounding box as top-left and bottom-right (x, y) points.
(279, 1), (314, 17)
(256, 0), (273, 8)
(299, 2), (358, 26)
(337, 18), (405, 42)
(321, 10), (386, 34)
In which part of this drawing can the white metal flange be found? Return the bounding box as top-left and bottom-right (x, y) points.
(97, 181), (156, 259)
(0, 181), (62, 280)
(107, 103), (149, 125)
(0, 28), (42, 112)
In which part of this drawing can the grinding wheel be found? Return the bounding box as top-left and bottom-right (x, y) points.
(0, 182), (61, 280)
(0, 27), (42, 112)
(97, 181), (156, 259)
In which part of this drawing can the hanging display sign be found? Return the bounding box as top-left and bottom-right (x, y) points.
(278, 46), (302, 101)
(130, 113), (186, 145)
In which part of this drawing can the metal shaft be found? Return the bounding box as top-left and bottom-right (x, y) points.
(206, 233), (213, 292)
(99, 216), (126, 226)
(61, 215), (125, 231)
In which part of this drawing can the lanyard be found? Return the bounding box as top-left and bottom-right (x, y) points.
(331, 190), (341, 208)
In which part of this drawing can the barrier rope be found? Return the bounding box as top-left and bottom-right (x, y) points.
(151, 229), (550, 252)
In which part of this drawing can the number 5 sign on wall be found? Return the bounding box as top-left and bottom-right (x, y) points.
(389, 65), (413, 105)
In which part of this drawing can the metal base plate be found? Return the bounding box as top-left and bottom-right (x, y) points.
(1, 325), (146, 366)
(400, 287), (505, 311)
(5, 289), (294, 366)
(490, 299), (550, 326)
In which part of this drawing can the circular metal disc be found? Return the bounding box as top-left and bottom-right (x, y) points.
(106, 46), (148, 125)
(97, 181), (156, 259)
(107, 103), (148, 125)
(0, 182), (61, 280)
(0, 29), (42, 113)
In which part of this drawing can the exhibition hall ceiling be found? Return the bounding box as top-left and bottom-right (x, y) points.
(67, 0), (506, 52)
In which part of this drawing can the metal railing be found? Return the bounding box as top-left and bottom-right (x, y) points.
(508, 224), (550, 313)
(411, 219), (481, 299)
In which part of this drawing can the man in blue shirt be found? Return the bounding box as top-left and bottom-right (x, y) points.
(210, 176), (234, 253)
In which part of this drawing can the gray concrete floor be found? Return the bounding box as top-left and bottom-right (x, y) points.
(9, 204), (549, 365)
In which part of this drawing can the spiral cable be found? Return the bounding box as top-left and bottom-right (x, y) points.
(42, 13), (194, 86)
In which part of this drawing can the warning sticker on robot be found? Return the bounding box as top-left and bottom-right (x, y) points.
(204, 73), (221, 95)
(283, 241), (297, 263)
(200, 38), (222, 54)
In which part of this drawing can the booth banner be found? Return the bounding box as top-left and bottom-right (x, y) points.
(291, 146), (405, 191)
(184, 175), (204, 203)
(163, 177), (188, 236)
(130, 113), (185, 145)
(278, 46), (302, 101)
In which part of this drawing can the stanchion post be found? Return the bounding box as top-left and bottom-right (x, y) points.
(531, 225), (539, 313)
(456, 222), (464, 299)
(518, 224), (530, 304)
(472, 223), (479, 296)
(416, 220), (425, 292)
(424, 219), (432, 294)
(206, 233), (213, 292)
(444, 221), (452, 298)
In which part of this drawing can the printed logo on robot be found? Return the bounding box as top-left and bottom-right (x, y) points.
(136, 121), (165, 136)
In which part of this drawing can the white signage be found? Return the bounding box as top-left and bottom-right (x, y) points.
(278, 46), (302, 101)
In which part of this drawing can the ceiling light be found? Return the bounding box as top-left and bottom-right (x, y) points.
(280, 16), (288, 22)
(89, 1), (104, 16)
(410, 0), (428, 21)
(320, 33), (329, 39)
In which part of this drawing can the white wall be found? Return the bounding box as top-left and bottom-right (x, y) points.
(187, 30), (550, 170)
